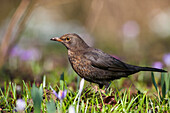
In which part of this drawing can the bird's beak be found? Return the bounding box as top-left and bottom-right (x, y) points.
(50, 37), (62, 42)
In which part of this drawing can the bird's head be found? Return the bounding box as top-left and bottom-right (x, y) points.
(51, 33), (89, 50)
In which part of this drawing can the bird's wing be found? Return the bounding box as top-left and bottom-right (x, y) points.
(84, 49), (131, 72)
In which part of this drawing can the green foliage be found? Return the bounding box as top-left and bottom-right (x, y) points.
(60, 72), (64, 90)
(0, 72), (169, 112)
(151, 72), (170, 101)
(46, 100), (56, 113)
(31, 84), (43, 113)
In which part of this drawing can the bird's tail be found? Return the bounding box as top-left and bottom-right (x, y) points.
(138, 66), (167, 72)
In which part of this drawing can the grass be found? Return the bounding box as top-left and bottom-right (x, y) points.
(0, 72), (169, 113)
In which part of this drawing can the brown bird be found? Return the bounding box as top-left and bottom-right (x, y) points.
(51, 33), (167, 88)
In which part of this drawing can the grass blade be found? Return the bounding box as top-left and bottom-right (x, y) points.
(151, 72), (158, 92)
(60, 72), (64, 90)
(161, 73), (166, 99)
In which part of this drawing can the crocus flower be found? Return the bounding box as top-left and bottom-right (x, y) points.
(149, 11), (170, 38)
(20, 48), (41, 61)
(122, 20), (140, 39)
(76, 78), (85, 113)
(79, 78), (84, 94)
(16, 99), (26, 112)
(50, 86), (67, 100)
(10, 46), (41, 61)
(152, 61), (163, 69)
(10, 46), (24, 57)
(69, 105), (75, 113)
(73, 78), (85, 105)
(163, 53), (170, 66)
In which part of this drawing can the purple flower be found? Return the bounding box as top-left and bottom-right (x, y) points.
(51, 88), (67, 100)
(10, 46), (24, 57)
(152, 62), (163, 69)
(20, 48), (41, 61)
(163, 53), (170, 66)
(122, 20), (140, 39)
(10, 46), (41, 61)
(16, 99), (26, 112)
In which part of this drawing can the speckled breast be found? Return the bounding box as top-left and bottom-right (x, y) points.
(68, 50), (93, 78)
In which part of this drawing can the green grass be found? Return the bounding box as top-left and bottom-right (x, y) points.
(0, 72), (169, 113)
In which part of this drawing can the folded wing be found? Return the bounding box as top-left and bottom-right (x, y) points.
(84, 49), (135, 72)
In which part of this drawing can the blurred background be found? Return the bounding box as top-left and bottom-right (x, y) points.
(0, 0), (170, 90)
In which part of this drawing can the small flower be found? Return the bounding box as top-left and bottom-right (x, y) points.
(16, 85), (22, 92)
(16, 99), (26, 112)
(79, 78), (84, 93)
(163, 53), (170, 66)
(10, 46), (24, 57)
(77, 78), (85, 112)
(51, 87), (67, 100)
(10, 46), (41, 61)
(122, 20), (140, 39)
(152, 61), (163, 69)
(149, 10), (170, 38)
(20, 48), (41, 61)
(69, 105), (75, 113)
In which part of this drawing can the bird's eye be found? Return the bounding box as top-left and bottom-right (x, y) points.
(66, 37), (70, 41)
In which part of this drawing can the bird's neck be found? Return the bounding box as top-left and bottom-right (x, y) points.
(68, 47), (88, 53)
(68, 43), (89, 51)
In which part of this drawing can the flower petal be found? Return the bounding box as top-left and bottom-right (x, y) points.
(163, 53), (170, 66)
(50, 86), (61, 100)
(16, 99), (26, 112)
(61, 90), (67, 99)
(69, 105), (75, 113)
(152, 61), (163, 69)
(79, 78), (85, 93)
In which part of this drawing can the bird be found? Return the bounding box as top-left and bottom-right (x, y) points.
(50, 33), (167, 88)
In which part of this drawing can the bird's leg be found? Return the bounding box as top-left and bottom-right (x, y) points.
(99, 84), (104, 89)
(104, 83), (111, 94)
(98, 84), (108, 94)
(105, 82), (111, 90)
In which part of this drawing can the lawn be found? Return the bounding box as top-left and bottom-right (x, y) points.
(0, 71), (169, 113)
